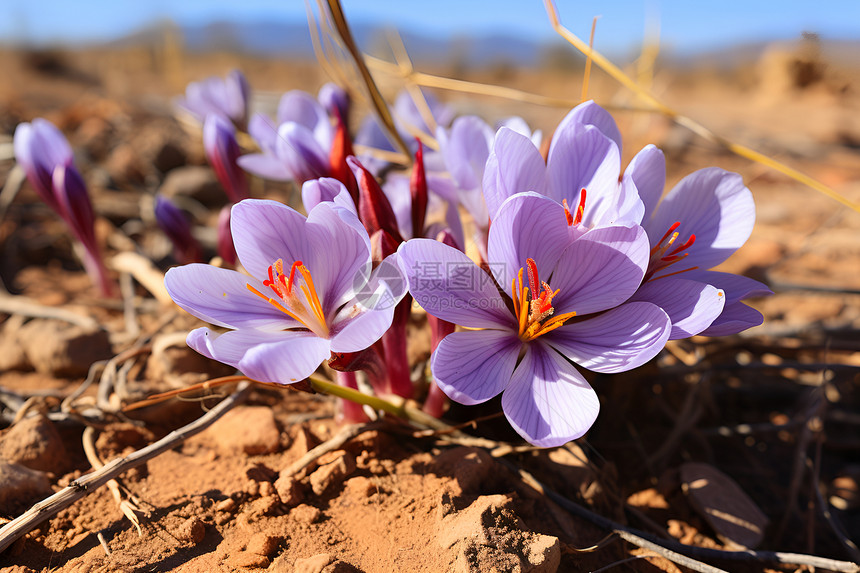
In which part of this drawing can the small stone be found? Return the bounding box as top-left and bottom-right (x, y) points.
(0, 461), (53, 515)
(286, 425), (320, 459)
(18, 320), (112, 378)
(291, 504), (322, 525)
(208, 406), (281, 455)
(215, 498), (236, 513)
(227, 551), (270, 569)
(0, 317), (31, 371)
(174, 517), (205, 544)
(259, 481), (274, 498)
(159, 166), (222, 206)
(343, 476), (376, 499)
(0, 414), (69, 473)
(294, 553), (335, 573)
(309, 451), (356, 495)
(246, 533), (281, 557)
(214, 513), (232, 526)
(274, 474), (303, 507)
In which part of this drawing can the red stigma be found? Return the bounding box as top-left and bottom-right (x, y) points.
(573, 188), (586, 226)
(526, 258), (540, 297)
(562, 199), (574, 226)
(287, 260), (302, 294)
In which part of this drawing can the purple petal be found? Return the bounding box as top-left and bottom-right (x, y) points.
(551, 100), (622, 154)
(330, 303), (394, 353)
(14, 119), (73, 210)
(188, 327), (330, 384)
(431, 330), (521, 405)
(237, 153), (291, 181)
(247, 113), (278, 155)
(646, 168), (755, 270)
(231, 199), (310, 280)
(204, 114), (249, 202)
(437, 116), (494, 191)
(482, 127), (547, 219)
(629, 278), (725, 339)
(225, 69), (250, 127)
(698, 301), (764, 336)
(165, 263), (296, 330)
(498, 116), (542, 147)
(397, 238), (513, 329)
(318, 82), (350, 123)
(550, 224), (650, 316)
(301, 177), (358, 217)
(276, 123), (331, 183)
(682, 270), (772, 304)
(305, 202), (371, 311)
(501, 343), (599, 447)
(277, 90), (333, 150)
(624, 144), (665, 222)
(487, 192), (573, 294)
(545, 301), (670, 374)
(546, 124), (622, 227)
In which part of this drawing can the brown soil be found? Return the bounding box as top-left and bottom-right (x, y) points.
(1, 40), (859, 573)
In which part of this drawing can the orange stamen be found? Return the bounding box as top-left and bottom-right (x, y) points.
(247, 259), (329, 337)
(510, 258), (576, 342)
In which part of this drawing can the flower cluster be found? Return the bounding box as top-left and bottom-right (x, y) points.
(160, 76), (770, 445)
(14, 70), (770, 447)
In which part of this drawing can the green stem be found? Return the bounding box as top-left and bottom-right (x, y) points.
(309, 374), (406, 418)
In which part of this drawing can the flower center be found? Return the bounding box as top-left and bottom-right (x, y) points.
(562, 188), (586, 227)
(511, 258), (577, 342)
(246, 259), (330, 337)
(644, 221), (698, 282)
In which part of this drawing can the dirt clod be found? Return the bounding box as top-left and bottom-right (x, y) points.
(309, 450), (356, 495)
(18, 320), (111, 378)
(0, 460), (53, 515)
(207, 406), (281, 455)
(0, 414), (68, 473)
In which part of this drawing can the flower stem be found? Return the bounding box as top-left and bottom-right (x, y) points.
(335, 371), (369, 423)
(308, 374), (406, 418)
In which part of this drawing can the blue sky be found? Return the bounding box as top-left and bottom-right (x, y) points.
(2, 1), (859, 53)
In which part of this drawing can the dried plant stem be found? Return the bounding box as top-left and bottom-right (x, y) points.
(502, 459), (860, 573)
(0, 381), (251, 554)
(543, 0), (860, 215)
(0, 293), (98, 330)
(323, 0), (411, 160)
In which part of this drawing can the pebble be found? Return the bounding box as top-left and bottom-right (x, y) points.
(0, 414), (69, 473)
(274, 474), (303, 507)
(0, 461), (53, 515)
(214, 498), (236, 513)
(18, 319), (112, 378)
(291, 504), (322, 525)
(309, 451), (356, 496)
(173, 517), (205, 544)
(208, 406), (281, 455)
(246, 533), (281, 557)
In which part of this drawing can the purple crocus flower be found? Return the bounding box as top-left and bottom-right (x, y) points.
(628, 162), (772, 337)
(437, 115), (541, 230)
(482, 100), (652, 229)
(239, 90), (333, 184)
(176, 70), (250, 131)
(318, 82), (350, 125)
(154, 195), (203, 264)
(203, 114), (249, 203)
(15, 119), (113, 296)
(164, 199), (405, 385)
(398, 193), (671, 447)
(13, 118), (74, 213)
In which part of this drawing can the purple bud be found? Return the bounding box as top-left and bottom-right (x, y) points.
(216, 205), (237, 265)
(51, 164), (113, 296)
(13, 118), (74, 213)
(154, 195), (203, 264)
(203, 114), (249, 203)
(178, 69), (250, 131)
(52, 165), (96, 249)
(410, 139), (428, 239)
(318, 82), (350, 125)
(225, 69), (251, 130)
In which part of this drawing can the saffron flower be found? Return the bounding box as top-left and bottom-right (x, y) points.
(483, 100), (768, 338)
(176, 69), (250, 130)
(203, 114), (249, 203)
(629, 163), (772, 337)
(13, 118), (74, 213)
(239, 88), (337, 184)
(164, 199), (405, 385)
(398, 193), (671, 446)
(154, 195), (203, 264)
(14, 118), (113, 296)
